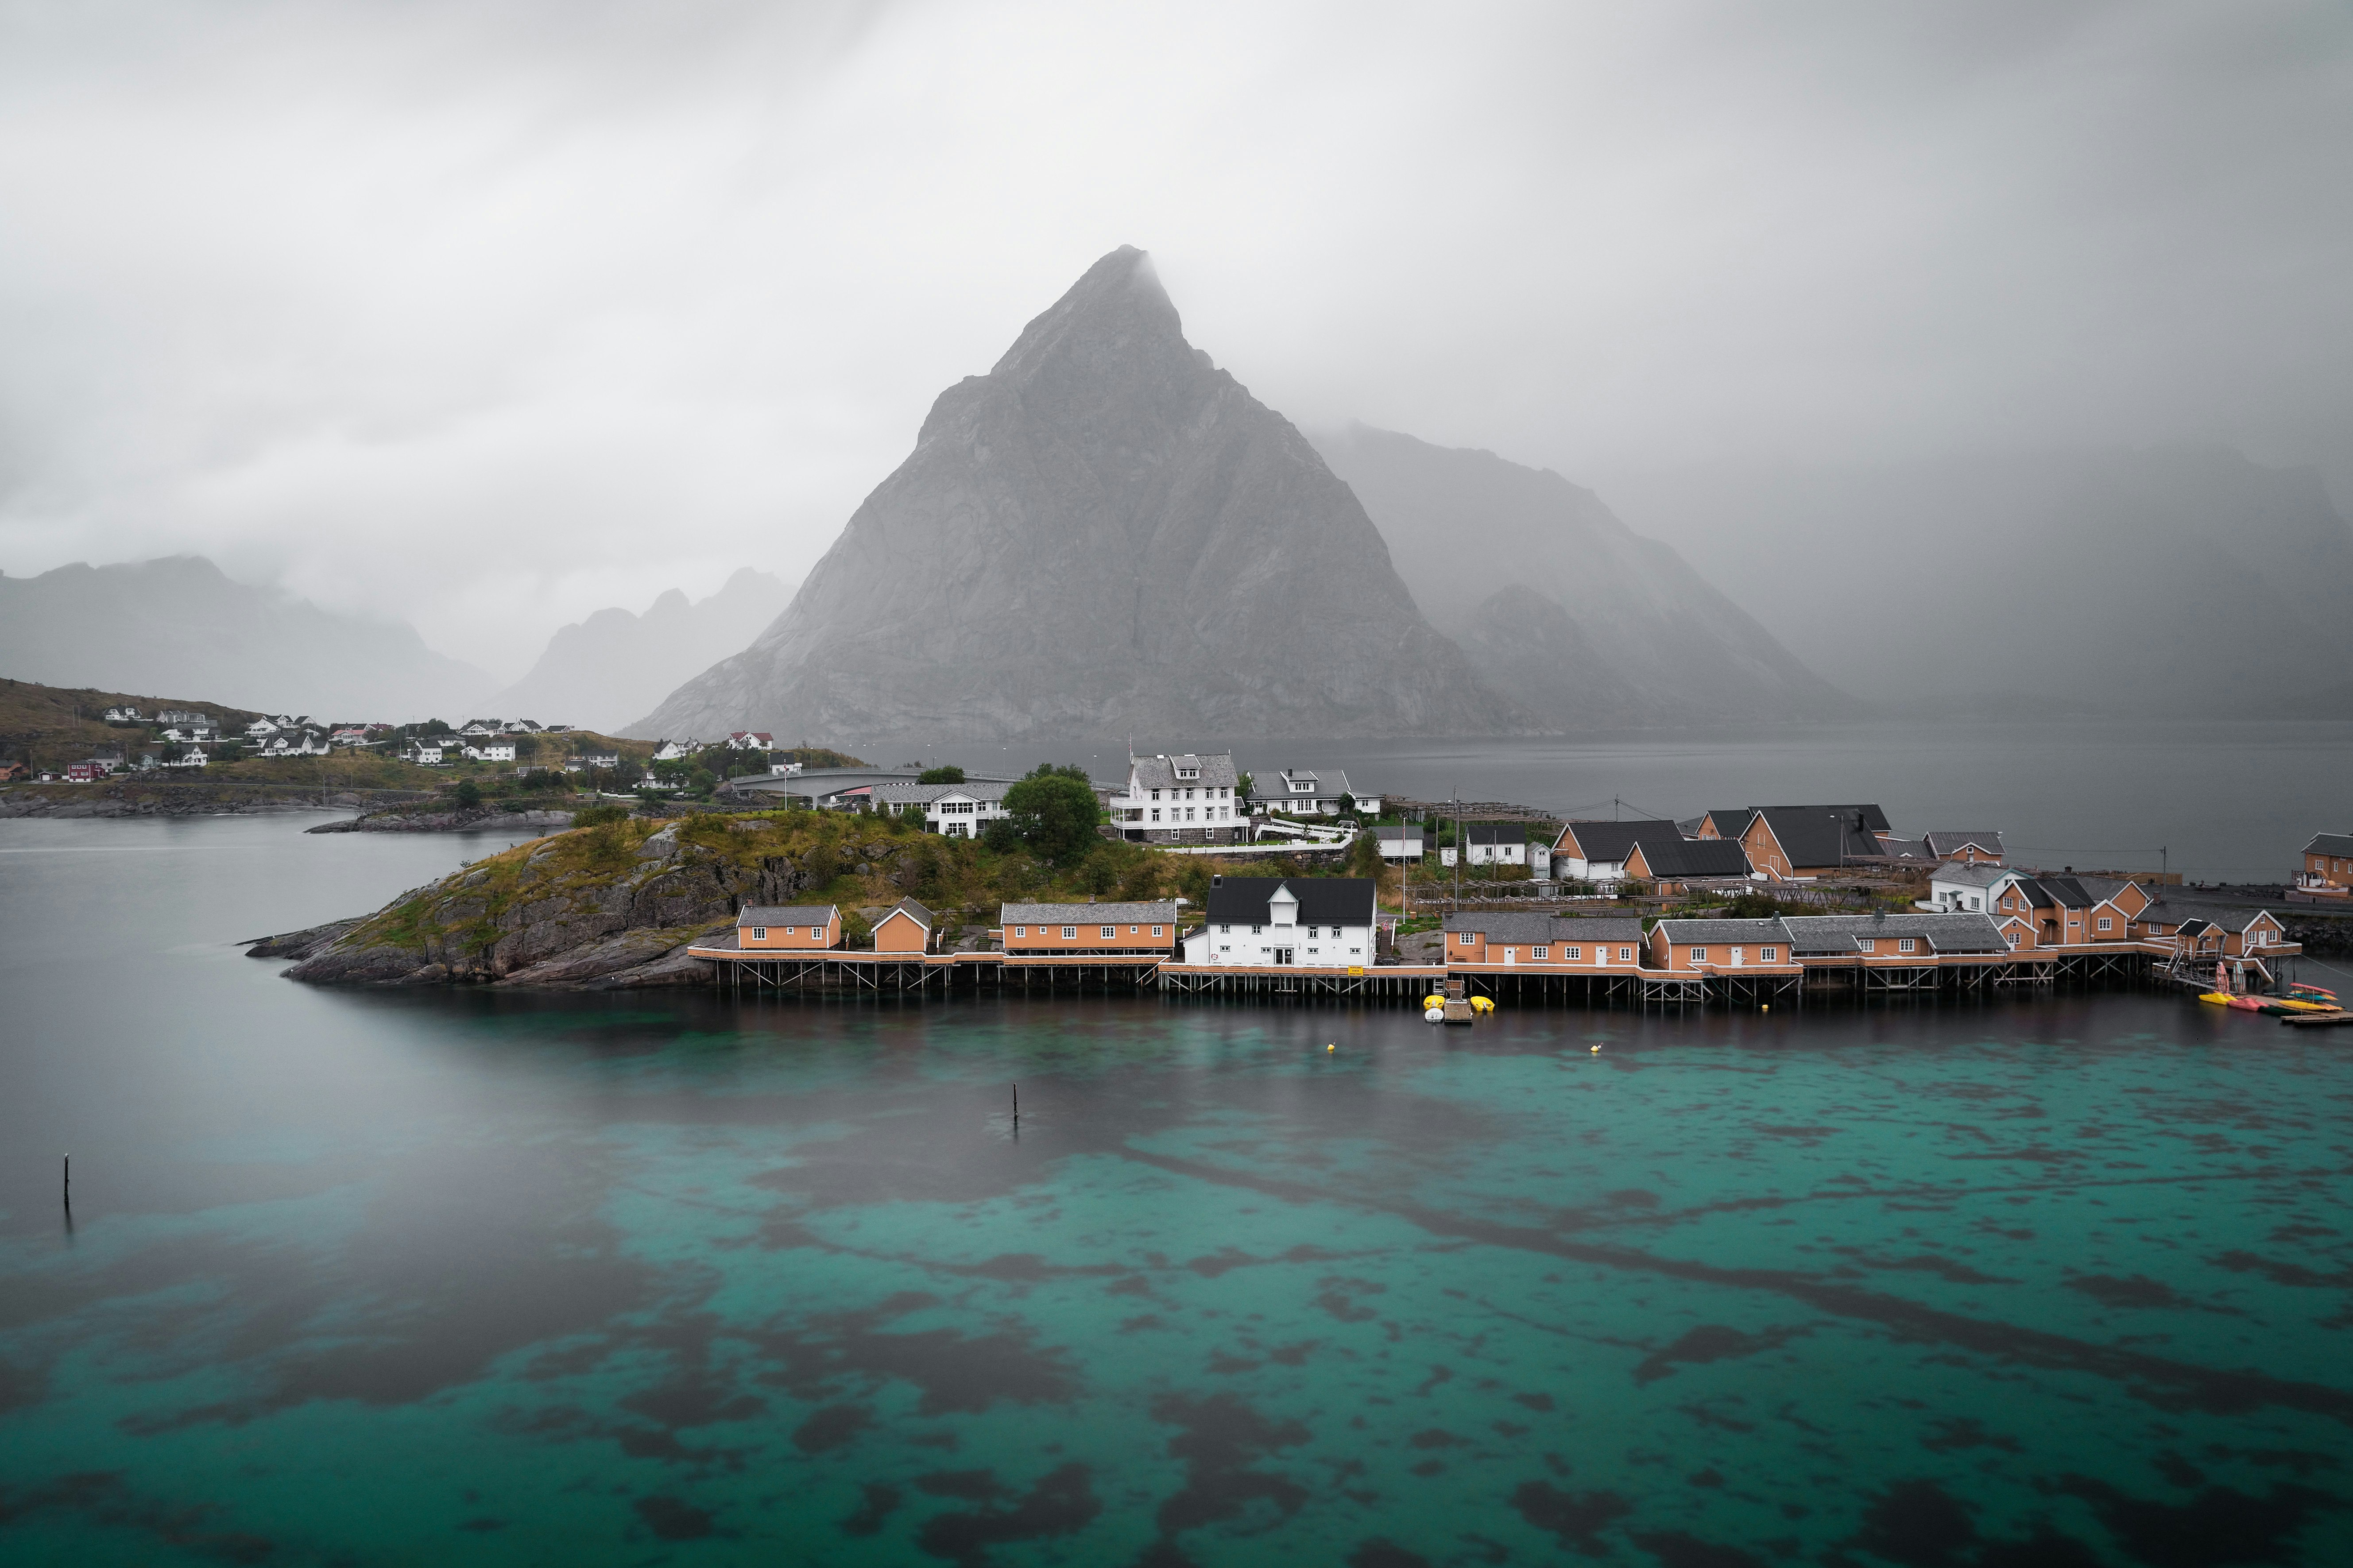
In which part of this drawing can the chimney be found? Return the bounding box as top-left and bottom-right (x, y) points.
(1211, 874), (1222, 887)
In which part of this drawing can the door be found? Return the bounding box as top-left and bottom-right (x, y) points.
(1729, 947), (1745, 968)
(1272, 947), (1294, 966)
(1503, 947), (1517, 965)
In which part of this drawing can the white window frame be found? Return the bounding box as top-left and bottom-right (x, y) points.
(1101, 925), (1116, 939)
(1691, 946), (1707, 962)
(1898, 938), (1916, 953)
(750, 927), (766, 940)
(1532, 946), (1548, 960)
(1761, 946), (1777, 961)
(1062, 926), (1077, 940)
(1153, 925), (1164, 937)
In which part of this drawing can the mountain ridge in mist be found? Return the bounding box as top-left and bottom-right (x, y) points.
(0, 556), (490, 720)
(632, 247), (1514, 744)
(488, 568), (794, 732)
(1311, 423), (1848, 727)
(1598, 446), (2353, 713)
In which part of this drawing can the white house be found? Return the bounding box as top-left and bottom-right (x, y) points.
(262, 732), (332, 757)
(1262, 768), (1381, 818)
(155, 709), (212, 727)
(728, 731), (776, 751)
(1375, 824), (1425, 861)
(1927, 861), (2026, 914)
(501, 719), (543, 734)
(458, 720), (503, 737)
(329, 727), (378, 747)
(872, 778), (1014, 838)
(1181, 875), (1379, 968)
(769, 759), (804, 777)
(102, 706), (143, 723)
(1463, 825), (1529, 867)
(465, 739), (518, 763)
(652, 739), (697, 762)
(563, 750), (622, 773)
(1108, 751), (1246, 844)
(160, 724), (218, 745)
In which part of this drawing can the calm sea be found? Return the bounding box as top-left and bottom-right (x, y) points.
(965, 719), (2353, 883)
(4, 809), (2352, 1566)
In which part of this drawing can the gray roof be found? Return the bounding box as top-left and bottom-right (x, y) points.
(2141, 899), (2276, 933)
(1556, 819), (1683, 862)
(1627, 837), (1751, 878)
(737, 904), (839, 925)
(1443, 913), (1647, 944)
(1002, 900), (1180, 925)
(879, 897), (936, 930)
(1780, 912), (2009, 954)
(1654, 918), (1791, 943)
(1376, 824), (1424, 843)
(1128, 752), (1238, 791)
(1924, 831), (2005, 857)
(2304, 833), (2353, 858)
(871, 779), (1012, 805)
(1931, 861), (2016, 890)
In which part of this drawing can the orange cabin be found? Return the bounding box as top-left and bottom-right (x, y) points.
(737, 905), (841, 951)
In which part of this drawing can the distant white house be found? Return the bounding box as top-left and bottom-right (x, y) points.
(102, 705), (143, 723)
(501, 719), (543, 734)
(1107, 750), (1246, 844)
(872, 779), (1014, 838)
(155, 709), (213, 727)
(1262, 767), (1381, 818)
(261, 732), (331, 757)
(465, 739), (518, 763)
(728, 731), (776, 751)
(564, 749), (621, 773)
(1375, 824), (1425, 861)
(769, 759), (803, 777)
(652, 739), (697, 762)
(1463, 825), (1529, 867)
(160, 724), (218, 745)
(1928, 861), (2026, 914)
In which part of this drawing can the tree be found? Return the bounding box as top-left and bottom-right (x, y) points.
(1335, 792), (1357, 820)
(1347, 829), (1383, 880)
(918, 765), (966, 785)
(1235, 771), (1254, 804)
(1002, 763), (1103, 864)
(453, 778), (483, 808)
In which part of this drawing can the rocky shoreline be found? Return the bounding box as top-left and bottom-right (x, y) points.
(306, 807), (576, 835)
(255, 817), (823, 990)
(0, 783), (430, 820)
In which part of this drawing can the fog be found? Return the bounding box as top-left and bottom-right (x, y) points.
(2, 1), (2346, 677)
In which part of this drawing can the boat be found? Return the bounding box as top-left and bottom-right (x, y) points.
(2198, 992), (2236, 1006)
(2228, 996), (2269, 1011)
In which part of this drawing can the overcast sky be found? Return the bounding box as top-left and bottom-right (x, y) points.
(2, 0), (2347, 676)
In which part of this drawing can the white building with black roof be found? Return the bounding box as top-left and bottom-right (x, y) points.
(1108, 750), (1246, 844)
(1181, 875), (1378, 968)
(1263, 767), (1381, 818)
(871, 778), (1014, 837)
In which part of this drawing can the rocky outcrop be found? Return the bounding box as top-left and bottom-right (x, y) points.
(632, 247), (1516, 745)
(306, 807), (575, 834)
(242, 919), (361, 960)
(278, 816), (824, 989)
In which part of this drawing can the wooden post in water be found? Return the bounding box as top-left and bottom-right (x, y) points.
(1012, 1084), (1019, 1129)
(62, 1153), (70, 1208)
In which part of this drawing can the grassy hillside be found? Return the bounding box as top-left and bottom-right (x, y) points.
(0, 678), (264, 771)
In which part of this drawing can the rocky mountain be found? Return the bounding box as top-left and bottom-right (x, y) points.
(1598, 447), (2353, 713)
(488, 567), (793, 732)
(0, 556), (490, 720)
(632, 248), (1513, 745)
(1311, 425), (1847, 727)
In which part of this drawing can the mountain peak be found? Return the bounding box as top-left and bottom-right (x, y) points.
(989, 245), (1182, 382)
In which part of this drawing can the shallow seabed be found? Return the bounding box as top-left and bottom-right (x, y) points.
(6, 984), (2351, 1566)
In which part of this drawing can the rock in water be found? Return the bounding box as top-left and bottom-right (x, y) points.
(631, 248), (1514, 744)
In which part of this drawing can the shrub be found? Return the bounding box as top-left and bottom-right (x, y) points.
(802, 844), (840, 886)
(918, 765), (966, 785)
(1002, 764), (1104, 865)
(572, 802), (629, 829)
(452, 779), (483, 809)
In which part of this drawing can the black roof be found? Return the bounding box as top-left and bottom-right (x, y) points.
(1629, 838), (1752, 878)
(1467, 825), (1524, 844)
(1751, 806), (1886, 868)
(1555, 819), (1681, 862)
(1204, 877), (1378, 926)
(2306, 833), (2353, 858)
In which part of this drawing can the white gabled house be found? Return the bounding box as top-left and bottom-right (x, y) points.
(1262, 768), (1381, 818)
(465, 739), (518, 763)
(1108, 750), (1246, 844)
(871, 778), (1014, 838)
(102, 705), (143, 723)
(1927, 861), (2027, 914)
(1180, 875), (1379, 968)
(727, 731), (775, 751)
(652, 739), (697, 762)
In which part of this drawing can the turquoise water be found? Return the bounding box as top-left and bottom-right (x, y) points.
(4, 817), (2351, 1565)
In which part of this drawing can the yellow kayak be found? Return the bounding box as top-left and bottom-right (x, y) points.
(2198, 992), (2235, 1006)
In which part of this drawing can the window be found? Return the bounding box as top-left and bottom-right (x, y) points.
(2002, 896), (2014, 910)
(2097, 916), (2113, 932)
(1970, 897), (1980, 910)
(1251, 924), (1263, 935)
(1220, 924), (1230, 934)
(1898, 938), (1916, 953)
(2006, 930), (2020, 947)
(1619, 948), (1633, 961)
(784, 925), (797, 935)
(1130, 925), (1139, 934)
(1761, 947), (1778, 962)
(1351, 947), (1362, 954)
(1063, 926), (1077, 940)
(1691, 946), (1707, 962)
(1153, 925), (1165, 937)
(1459, 932), (1474, 945)
(1151, 789), (1161, 801)
(1101, 925), (1116, 939)
(813, 926), (826, 940)
(751, 927), (766, 940)
(1858, 938), (1874, 953)
(1564, 946), (1580, 960)
(1532, 946), (1548, 960)
(1151, 809), (1161, 823)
